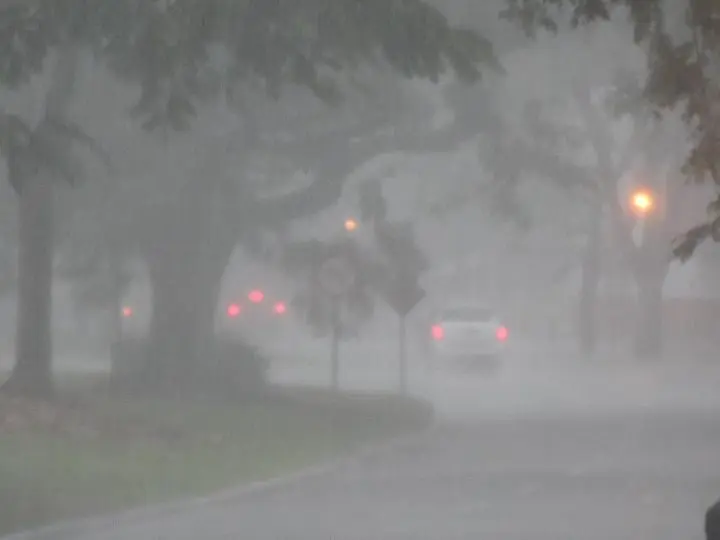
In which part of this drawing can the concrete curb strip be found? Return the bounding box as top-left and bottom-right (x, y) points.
(2, 424), (437, 540)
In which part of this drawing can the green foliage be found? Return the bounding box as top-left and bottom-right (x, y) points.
(0, 0), (496, 196)
(1, 116), (109, 194)
(374, 220), (428, 276)
(0, 0), (497, 325)
(1, 1), (496, 132)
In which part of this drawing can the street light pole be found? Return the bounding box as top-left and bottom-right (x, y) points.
(629, 187), (656, 248)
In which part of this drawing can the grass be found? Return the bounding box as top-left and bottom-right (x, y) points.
(0, 378), (433, 536)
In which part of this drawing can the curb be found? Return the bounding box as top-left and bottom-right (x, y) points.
(3, 423), (437, 540)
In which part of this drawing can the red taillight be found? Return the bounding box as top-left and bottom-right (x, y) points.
(227, 303), (241, 317)
(248, 290), (264, 303)
(496, 325), (508, 341)
(274, 301), (286, 315)
(121, 306), (133, 318)
(431, 324), (444, 340)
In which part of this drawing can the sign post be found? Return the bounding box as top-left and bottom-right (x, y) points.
(384, 276), (425, 395)
(319, 256), (354, 390)
(330, 299), (340, 389)
(398, 314), (407, 395)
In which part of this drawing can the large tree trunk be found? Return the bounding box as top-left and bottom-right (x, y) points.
(3, 44), (79, 398)
(143, 256), (225, 391)
(3, 174), (55, 398)
(578, 208), (602, 355)
(136, 213), (235, 394)
(633, 277), (664, 360)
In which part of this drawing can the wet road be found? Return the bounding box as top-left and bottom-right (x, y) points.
(38, 394), (720, 540)
(13, 341), (720, 540)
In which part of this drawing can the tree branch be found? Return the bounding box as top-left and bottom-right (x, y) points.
(250, 97), (484, 228)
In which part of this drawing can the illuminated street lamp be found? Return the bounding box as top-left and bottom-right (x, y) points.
(629, 187), (655, 218)
(344, 218), (358, 232)
(627, 186), (659, 248)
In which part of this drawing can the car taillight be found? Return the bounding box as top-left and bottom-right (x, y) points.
(121, 306), (133, 318)
(431, 324), (444, 340)
(227, 303), (241, 317)
(248, 290), (264, 303)
(274, 301), (286, 315)
(496, 325), (508, 341)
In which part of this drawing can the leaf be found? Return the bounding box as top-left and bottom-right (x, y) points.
(672, 223), (711, 261)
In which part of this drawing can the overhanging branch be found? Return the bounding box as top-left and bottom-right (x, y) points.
(251, 106), (484, 228)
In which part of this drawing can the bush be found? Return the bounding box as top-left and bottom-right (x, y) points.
(110, 336), (268, 400)
(205, 338), (269, 399)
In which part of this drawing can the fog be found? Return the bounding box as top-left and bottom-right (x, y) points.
(1, 1), (720, 539)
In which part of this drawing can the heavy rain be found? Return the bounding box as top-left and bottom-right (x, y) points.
(0, 1), (719, 539)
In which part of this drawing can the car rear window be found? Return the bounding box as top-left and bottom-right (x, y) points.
(439, 306), (495, 322)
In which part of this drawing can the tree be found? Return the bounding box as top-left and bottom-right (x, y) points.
(0, 1), (497, 396)
(486, 10), (692, 357)
(0, 180), (17, 298)
(500, 1), (720, 259)
(0, 39), (111, 397)
(359, 179), (428, 309)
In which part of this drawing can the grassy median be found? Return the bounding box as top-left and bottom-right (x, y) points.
(0, 378), (433, 536)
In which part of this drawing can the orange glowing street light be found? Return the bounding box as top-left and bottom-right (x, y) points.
(629, 188), (655, 217)
(344, 218), (358, 232)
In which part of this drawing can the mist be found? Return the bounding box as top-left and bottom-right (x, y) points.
(1, 1), (720, 539)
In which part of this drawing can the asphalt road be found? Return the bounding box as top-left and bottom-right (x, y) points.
(10, 340), (720, 540)
(30, 368), (720, 540)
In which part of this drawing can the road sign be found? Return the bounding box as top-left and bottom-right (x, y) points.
(385, 277), (425, 317)
(319, 256), (354, 296)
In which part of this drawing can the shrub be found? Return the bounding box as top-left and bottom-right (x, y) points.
(110, 336), (268, 400)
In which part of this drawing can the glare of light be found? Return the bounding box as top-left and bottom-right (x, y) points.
(630, 189), (654, 216)
(121, 306), (133, 318)
(274, 301), (287, 314)
(431, 324), (444, 340)
(496, 326), (509, 341)
(248, 290), (264, 303)
(344, 218), (358, 232)
(227, 303), (241, 317)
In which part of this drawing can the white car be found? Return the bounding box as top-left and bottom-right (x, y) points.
(429, 305), (509, 371)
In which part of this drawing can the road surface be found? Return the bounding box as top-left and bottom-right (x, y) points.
(22, 361), (720, 540)
(8, 338), (720, 540)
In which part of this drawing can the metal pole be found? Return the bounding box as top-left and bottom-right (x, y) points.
(330, 297), (340, 390)
(399, 315), (407, 395)
(632, 218), (646, 248)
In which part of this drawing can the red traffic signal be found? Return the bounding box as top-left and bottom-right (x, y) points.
(274, 301), (287, 314)
(227, 303), (241, 317)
